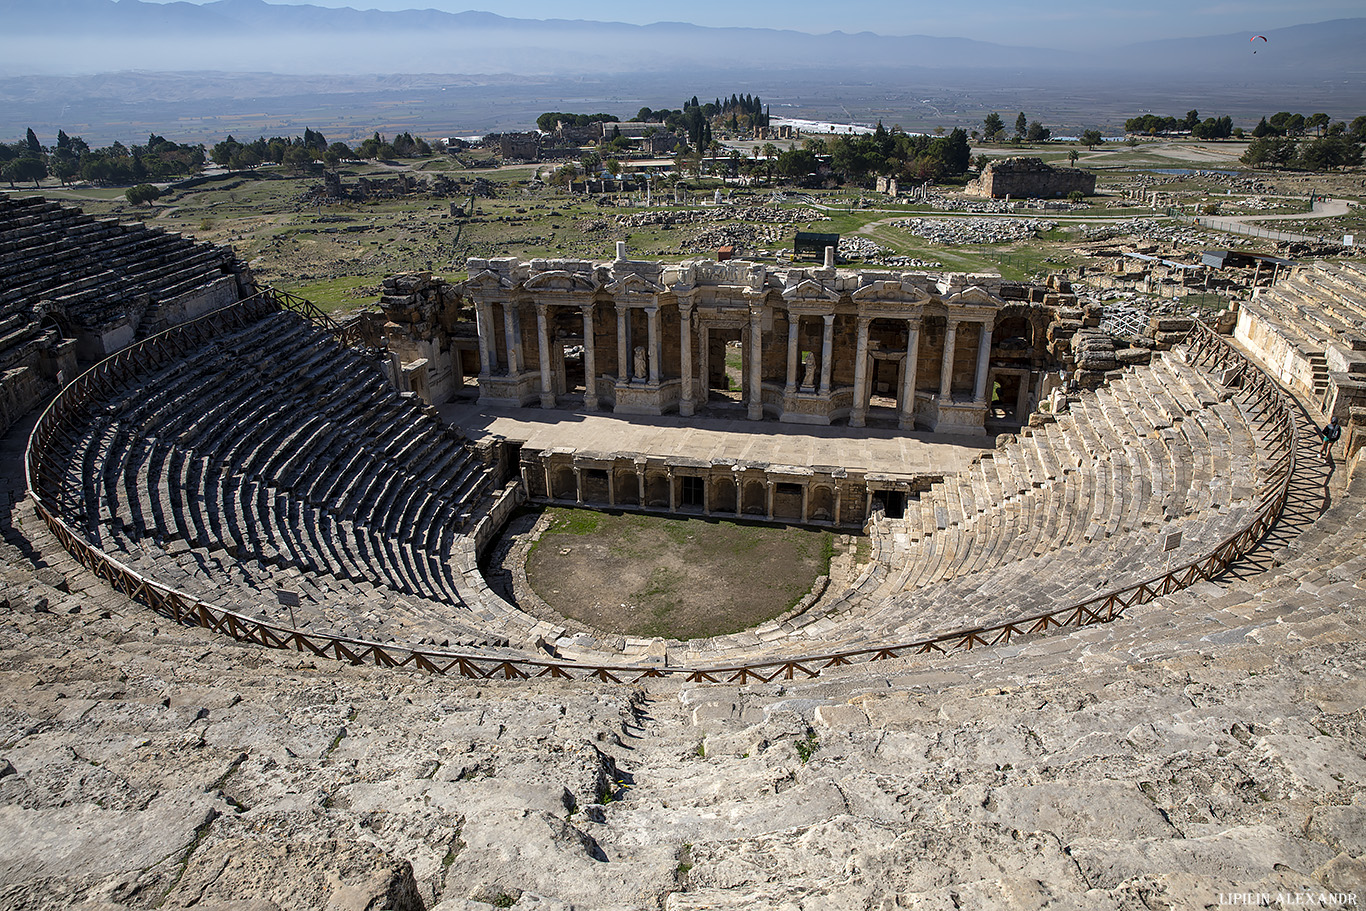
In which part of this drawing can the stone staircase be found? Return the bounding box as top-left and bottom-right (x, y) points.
(1245, 259), (1366, 400)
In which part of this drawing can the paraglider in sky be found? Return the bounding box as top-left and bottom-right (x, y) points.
(1251, 35), (1267, 53)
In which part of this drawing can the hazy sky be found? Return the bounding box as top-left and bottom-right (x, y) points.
(137, 0), (1361, 46)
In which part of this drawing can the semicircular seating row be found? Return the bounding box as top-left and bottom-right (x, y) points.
(1, 195), (237, 355)
(46, 308), (558, 653)
(46, 308), (1270, 672)
(562, 348), (1270, 667)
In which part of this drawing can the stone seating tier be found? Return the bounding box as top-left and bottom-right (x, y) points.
(45, 308), (544, 651)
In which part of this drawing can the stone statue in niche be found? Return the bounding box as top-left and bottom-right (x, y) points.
(801, 353), (817, 390)
(634, 345), (648, 381)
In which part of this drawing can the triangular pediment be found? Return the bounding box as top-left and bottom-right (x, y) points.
(464, 269), (511, 292)
(782, 278), (840, 302)
(851, 280), (933, 305)
(945, 285), (1003, 307)
(524, 270), (599, 293)
(606, 273), (664, 295)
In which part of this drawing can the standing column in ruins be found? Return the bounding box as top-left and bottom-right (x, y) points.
(900, 318), (921, 431)
(646, 306), (661, 385)
(819, 314), (835, 396)
(574, 466), (584, 505)
(800, 484), (809, 523)
(940, 319), (959, 401)
(766, 481), (775, 521)
(580, 304), (598, 411)
(697, 325), (710, 407)
(833, 485), (843, 526)
(475, 303), (494, 377)
(616, 305), (630, 384)
(973, 321), (994, 404)
(636, 460), (647, 505)
(607, 470), (616, 507)
(747, 306), (764, 421)
(850, 316), (872, 428)
(536, 304), (555, 408)
(679, 303), (695, 416)
(785, 314), (800, 395)
(666, 467), (676, 511)
(503, 302), (522, 375)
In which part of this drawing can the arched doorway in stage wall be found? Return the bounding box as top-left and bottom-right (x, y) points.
(710, 476), (738, 514)
(809, 485), (834, 522)
(548, 307), (586, 403)
(613, 467), (640, 506)
(645, 472), (670, 508)
(700, 319), (747, 407)
(988, 311), (1043, 427)
(549, 465), (577, 501)
(741, 479), (767, 516)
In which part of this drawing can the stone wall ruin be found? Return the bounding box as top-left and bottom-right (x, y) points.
(966, 156), (1096, 199)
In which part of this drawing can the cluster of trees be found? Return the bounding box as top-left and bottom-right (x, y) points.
(1241, 114), (1365, 171)
(535, 112), (618, 132)
(210, 129), (432, 170)
(822, 123), (971, 182)
(1, 128), (206, 188)
(3, 124), (444, 191)
(540, 92), (773, 155)
(982, 112), (1050, 143)
(1123, 111), (1234, 139)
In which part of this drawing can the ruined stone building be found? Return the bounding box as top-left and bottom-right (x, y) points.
(966, 156), (1096, 199)
(384, 247), (1077, 436)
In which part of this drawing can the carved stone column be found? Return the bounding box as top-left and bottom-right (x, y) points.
(503, 302), (522, 375)
(616, 305), (630, 385)
(819, 313), (835, 396)
(636, 459), (646, 506)
(698, 325), (710, 408)
(573, 466), (584, 505)
(900, 318), (921, 431)
(973, 321), (994, 403)
(801, 484), (809, 523)
(607, 469), (616, 507)
(475, 303), (494, 377)
(747, 307), (764, 421)
(666, 467), (676, 512)
(940, 318), (959, 400)
(581, 304), (598, 411)
(766, 480), (775, 521)
(785, 314), (800, 394)
(536, 304), (554, 408)
(850, 315), (872, 428)
(646, 306), (661, 385)
(679, 304), (695, 416)
(834, 485), (843, 526)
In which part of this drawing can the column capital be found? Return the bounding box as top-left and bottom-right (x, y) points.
(823, 312), (837, 325)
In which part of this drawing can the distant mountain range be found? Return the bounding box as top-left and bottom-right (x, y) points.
(5, 0), (1365, 80)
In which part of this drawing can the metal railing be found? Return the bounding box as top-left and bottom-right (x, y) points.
(25, 309), (1297, 685)
(267, 285), (371, 348)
